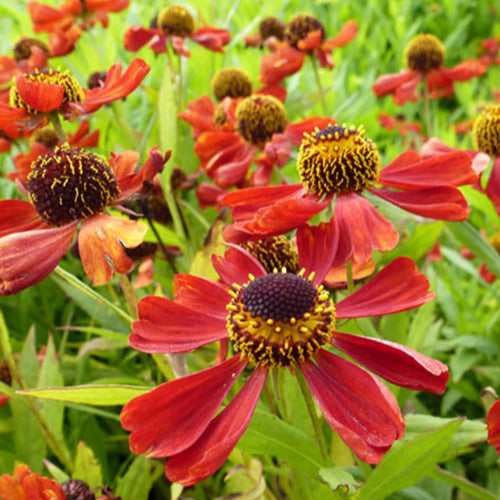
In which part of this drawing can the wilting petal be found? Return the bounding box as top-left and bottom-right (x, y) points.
(124, 26), (164, 52)
(369, 185), (470, 221)
(336, 257), (434, 319)
(0, 223), (76, 296)
(14, 74), (64, 113)
(191, 27), (231, 53)
(121, 355), (247, 457)
(302, 349), (404, 463)
(131, 295), (227, 353)
(213, 245), (267, 287)
(379, 151), (475, 188)
(166, 367), (267, 486)
(78, 215), (147, 285)
(487, 400), (500, 454)
(0, 200), (46, 237)
(334, 193), (399, 263)
(260, 44), (305, 86)
(372, 69), (415, 97)
(296, 219), (339, 285)
(49, 26), (81, 56)
(331, 331), (449, 393)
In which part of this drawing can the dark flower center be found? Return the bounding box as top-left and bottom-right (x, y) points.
(27, 144), (119, 226)
(0, 360), (12, 387)
(285, 14), (325, 49)
(9, 68), (84, 114)
(13, 38), (50, 62)
(157, 5), (195, 36)
(405, 34), (445, 72)
(211, 67), (253, 101)
(87, 71), (107, 90)
(32, 128), (59, 148)
(61, 479), (95, 500)
(241, 236), (300, 274)
(473, 104), (500, 157)
(236, 95), (287, 146)
(297, 124), (380, 196)
(227, 271), (336, 367)
(259, 16), (286, 41)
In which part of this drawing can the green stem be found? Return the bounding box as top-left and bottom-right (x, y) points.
(0, 309), (74, 472)
(144, 213), (178, 274)
(295, 368), (329, 463)
(345, 259), (355, 293)
(275, 368), (290, 423)
(430, 467), (499, 500)
(310, 55), (328, 116)
(118, 274), (139, 320)
(49, 112), (67, 143)
(53, 266), (133, 324)
(422, 74), (432, 137)
(152, 354), (176, 382)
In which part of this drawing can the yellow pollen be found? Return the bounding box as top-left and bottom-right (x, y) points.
(473, 104), (500, 157)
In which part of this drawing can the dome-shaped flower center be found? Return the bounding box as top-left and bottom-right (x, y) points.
(227, 271), (336, 368)
(236, 95), (287, 147)
(87, 71), (107, 90)
(157, 5), (195, 36)
(32, 128), (59, 148)
(13, 38), (50, 62)
(9, 68), (84, 113)
(285, 14), (325, 49)
(298, 124), (380, 196)
(405, 34), (445, 72)
(27, 144), (119, 226)
(213, 103), (228, 126)
(259, 16), (286, 41)
(241, 236), (300, 274)
(211, 68), (253, 101)
(473, 104), (500, 157)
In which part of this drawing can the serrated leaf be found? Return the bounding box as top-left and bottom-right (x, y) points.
(73, 441), (103, 489)
(359, 419), (463, 500)
(319, 467), (360, 496)
(18, 384), (150, 406)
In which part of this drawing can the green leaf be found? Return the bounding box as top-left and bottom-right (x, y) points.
(18, 384), (151, 406)
(407, 300), (435, 350)
(318, 467), (361, 496)
(115, 456), (163, 500)
(158, 69), (177, 157)
(73, 441), (103, 489)
(238, 408), (324, 473)
(359, 419), (463, 500)
(44, 460), (69, 484)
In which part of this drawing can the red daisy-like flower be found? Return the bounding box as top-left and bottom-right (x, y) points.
(259, 16), (358, 86)
(373, 33), (487, 105)
(0, 464), (65, 500)
(0, 144), (170, 296)
(222, 123), (477, 265)
(123, 5), (231, 58)
(487, 399), (500, 454)
(121, 228), (448, 486)
(0, 58), (150, 131)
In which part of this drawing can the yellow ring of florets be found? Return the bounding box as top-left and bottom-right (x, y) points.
(404, 34), (445, 72)
(226, 269), (336, 368)
(473, 104), (500, 157)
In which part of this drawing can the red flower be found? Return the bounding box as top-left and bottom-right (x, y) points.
(478, 36), (500, 66)
(259, 18), (358, 85)
(0, 464), (65, 500)
(121, 231), (448, 486)
(0, 145), (169, 295)
(488, 399), (500, 454)
(0, 58), (149, 130)
(373, 34), (486, 105)
(222, 124), (476, 265)
(123, 5), (230, 58)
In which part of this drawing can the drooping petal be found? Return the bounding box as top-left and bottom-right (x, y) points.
(166, 367), (267, 486)
(393, 73), (422, 105)
(252, 133), (292, 186)
(259, 44), (305, 86)
(14, 74), (65, 112)
(369, 185), (470, 221)
(48, 26), (82, 56)
(0, 200), (46, 237)
(301, 349), (404, 464)
(0, 222), (76, 296)
(336, 257), (434, 319)
(78, 215), (147, 286)
(487, 400), (500, 454)
(372, 69), (416, 97)
(191, 27), (231, 53)
(131, 295), (228, 353)
(27, 1), (74, 32)
(123, 26), (164, 52)
(439, 59), (487, 82)
(297, 29), (323, 51)
(323, 19), (359, 48)
(331, 331), (449, 393)
(178, 95), (217, 139)
(121, 355), (247, 458)
(171, 36), (190, 57)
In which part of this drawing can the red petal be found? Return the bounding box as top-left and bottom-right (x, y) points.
(121, 355), (247, 457)
(212, 245), (267, 286)
(15, 74), (64, 112)
(0, 103), (28, 135)
(48, 26), (81, 57)
(440, 59), (486, 82)
(171, 36), (190, 57)
(123, 26), (163, 52)
(379, 151), (476, 188)
(285, 116), (337, 146)
(393, 74), (422, 105)
(336, 257), (434, 318)
(486, 157), (500, 215)
(0, 200), (45, 237)
(178, 95), (216, 139)
(301, 349), (404, 463)
(191, 27), (231, 53)
(369, 185), (470, 221)
(78, 215), (147, 285)
(323, 19), (358, 48)
(27, 1), (74, 32)
(297, 30), (322, 51)
(0, 223), (76, 296)
(487, 400), (500, 454)
(331, 331), (449, 393)
(259, 44), (305, 86)
(166, 367), (267, 486)
(372, 70), (415, 97)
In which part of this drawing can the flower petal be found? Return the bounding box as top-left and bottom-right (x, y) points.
(487, 400), (500, 454)
(78, 215), (147, 286)
(15, 74), (64, 112)
(301, 349), (404, 463)
(323, 19), (359, 48)
(166, 367), (267, 486)
(121, 355), (247, 458)
(0, 200), (45, 237)
(336, 257), (434, 318)
(0, 223), (76, 296)
(331, 331), (449, 393)
(486, 157), (500, 216)
(123, 26), (163, 52)
(259, 44), (305, 86)
(191, 27), (231, 53)
(372, 70), (415, 97)
(285, 116), (336, 146)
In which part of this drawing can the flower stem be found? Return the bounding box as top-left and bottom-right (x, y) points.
(422, 74), (432, 137)
(0, 309), (74, 472)
(49, 112), (67, 143)
(310, 55), (329, 116)
(430, 467), (499, 500)
(295, 368), (329, 463)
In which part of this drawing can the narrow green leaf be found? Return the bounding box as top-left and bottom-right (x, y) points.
(115, 456), (163, 500)
(18, 384), (151, 406)
(359, 419), (463, 500)
(319, 467), (361, 496)
(43, 460), (69, 484)
(73, 441), (103, 489)
(158, 69), (177, 157)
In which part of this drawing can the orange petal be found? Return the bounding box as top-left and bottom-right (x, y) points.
(15, 74), (65, 112)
